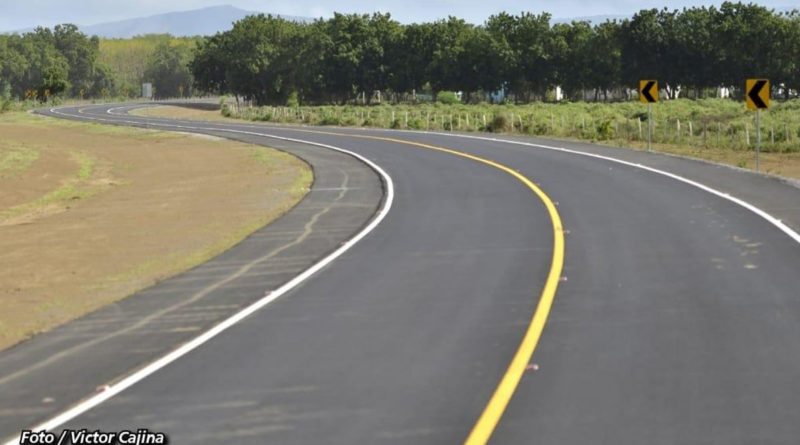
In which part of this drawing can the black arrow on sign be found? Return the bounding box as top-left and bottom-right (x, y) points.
(641, 81), (656, 103)
(748, 80), (768, 109)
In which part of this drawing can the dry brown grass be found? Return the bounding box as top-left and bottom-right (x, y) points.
(619, 139), (800, 179)
(130, 105), (231, 122)
(0, 112), (311, 350)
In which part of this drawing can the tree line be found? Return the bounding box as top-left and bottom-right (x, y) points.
(0, 28), (195, 102)
(0, 24), (115, 101)
(99, 35), (197, 99)
(2, 3), (798, 105)
(191, 2), (800, 105)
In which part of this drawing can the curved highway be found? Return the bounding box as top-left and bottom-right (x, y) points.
(5, 103), (800, 444)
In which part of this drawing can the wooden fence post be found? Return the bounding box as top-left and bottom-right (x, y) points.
(638, 118), (643, 140)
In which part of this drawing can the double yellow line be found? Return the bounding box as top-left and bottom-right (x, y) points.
(271, 128), (565, 444)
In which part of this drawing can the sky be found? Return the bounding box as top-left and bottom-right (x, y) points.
(0, 0), (793, 31)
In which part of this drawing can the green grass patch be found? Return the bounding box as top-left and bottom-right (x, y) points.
(0, 183), (100, 221)
(71, 151), (95, 179)
(0, 152), (103, 222)
(0, 143), (39, 178)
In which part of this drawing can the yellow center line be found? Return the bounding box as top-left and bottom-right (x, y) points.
(278, 127), (565, 444)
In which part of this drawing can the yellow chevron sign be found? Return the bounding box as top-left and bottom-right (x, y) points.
(746, 79), (769, 110)
(639, 80), (658, 103)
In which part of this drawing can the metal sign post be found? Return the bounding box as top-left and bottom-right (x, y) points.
(756, 109), (761, 172)
(648, 103), (652, 151)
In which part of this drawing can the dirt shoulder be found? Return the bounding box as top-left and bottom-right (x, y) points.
(130, 104), (232, 122)
(0, 111), (311, 350)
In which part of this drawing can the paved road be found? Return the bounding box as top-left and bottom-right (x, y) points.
(7, 103), (800, 444)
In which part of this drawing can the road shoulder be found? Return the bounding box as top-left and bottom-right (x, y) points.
(0, 112), (384, 439)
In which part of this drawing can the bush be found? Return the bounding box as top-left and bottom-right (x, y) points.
(407, 118), (425, 130)
(0, 100), (13, 113)
(341, 116), (358, 126)
(530, 121), (548, 135)
(595, 120), (615, 140)
(437, 91), (459, 105)
(286, 91), (299, 108)
(487, 113), (511, 132)
(251, 112), (272, 121)
(318, 115), (341, 126)
(221, 104), (232, 117)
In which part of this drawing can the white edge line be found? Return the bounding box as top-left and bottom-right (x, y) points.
(3, 106), (395, 445)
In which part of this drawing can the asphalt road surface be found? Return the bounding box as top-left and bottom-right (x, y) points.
(6, 103), (800, 444)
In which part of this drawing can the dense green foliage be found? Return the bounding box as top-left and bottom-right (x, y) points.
(99, 35), (199, 98)
(192, 3), (800, 106)
(0, 25), (114, 102)
(2, 2), (798, 109)
(0, 30), (198, 103)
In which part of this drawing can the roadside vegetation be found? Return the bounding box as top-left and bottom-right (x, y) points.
(0, 111), (311, 350)
(227, 99), (800, 153)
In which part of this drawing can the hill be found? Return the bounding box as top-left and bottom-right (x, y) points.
(7, 5), (312, 38)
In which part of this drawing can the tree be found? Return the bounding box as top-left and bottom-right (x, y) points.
(191, 33), (230, 95)
(487, 12), (555, 102)
(144, 41), (192, 98)
(427, 17), (473, 98)
(53, 24), (102, 96)
(457, 26), (503, 100)
(387, 22), (434, 99)
(25, 28), (71, 100)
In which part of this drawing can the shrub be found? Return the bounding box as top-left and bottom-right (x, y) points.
(487, 113), (511, 132)
(530, 121), (549, 135)
(341, 116), (358, 126)
(251, 112), (272, 121)
(595, 120), (615, 140)
(286, 91), (299, 108)
(437, 91), (459, 105)
(318, 115), (341, 126)
(407, 118), (425, 130)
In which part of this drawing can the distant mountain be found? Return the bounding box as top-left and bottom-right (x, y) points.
(7, 5), (312, 38)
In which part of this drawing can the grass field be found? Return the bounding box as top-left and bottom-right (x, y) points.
(0, 111), (311, 350)
(218, 99), (800, 178)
